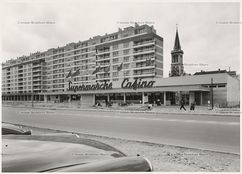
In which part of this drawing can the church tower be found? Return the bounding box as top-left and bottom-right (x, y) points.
(170, 26), (184, 77)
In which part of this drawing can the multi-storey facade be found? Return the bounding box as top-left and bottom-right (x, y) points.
(2, 24), (163, 102)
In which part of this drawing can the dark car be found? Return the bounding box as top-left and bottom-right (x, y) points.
(2, 123), (153, 172)
(2, 123), (31, 135)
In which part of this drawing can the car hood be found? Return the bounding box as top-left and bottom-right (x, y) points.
(2, 135), (125, 172)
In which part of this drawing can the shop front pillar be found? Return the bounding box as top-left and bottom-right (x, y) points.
(123, 93), (126, 103)
(189, 91), (195, 105)
(164, 92), (167, 106)
(200, 91), (203, 105)
(107, 94), (110, 102)
(44, 95), (48, 103)
(142, 92), (145, 105)
(68, 95), (71, 103)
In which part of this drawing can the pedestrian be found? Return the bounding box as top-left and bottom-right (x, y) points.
(105, 99), (108, 107)
(157, 99), (161, 106)
(180, 98), (186, 111)
(190, 101), (195, 111)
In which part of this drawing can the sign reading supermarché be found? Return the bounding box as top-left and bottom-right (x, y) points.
(68, 81), (112, 92)
(67, 78), (155, 92)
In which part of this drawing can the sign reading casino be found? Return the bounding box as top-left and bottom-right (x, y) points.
(67, 78), (155, 92)
(121, 78), (155, 90)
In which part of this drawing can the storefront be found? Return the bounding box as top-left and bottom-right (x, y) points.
(2, 72), (239, 107)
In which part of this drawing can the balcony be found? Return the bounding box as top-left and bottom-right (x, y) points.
(32, 68), (42, 72)
(133, 71), (155, 76)
(33, 77), (42, 81)
(32, 64), (41, 68)
(96, 55), (111, 61)
(97, 62), (110, 67)
(96, 76), (111, 81)
(133, 60), (154, 67)
(96, 49), (110, 55)
(133, 40), (155, 47)
(32, 72), (42, 76)
(133, 56), (155, 62)
(33, 82), (42, 85)
(18, 70), (23, 74)
(133, 48), (155, 55)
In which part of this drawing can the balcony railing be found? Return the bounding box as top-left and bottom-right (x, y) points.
(133, 71), (155, 76)
(133, 48), (155, 54)
(133, 40), (154, 46)
(96, 56), (111, 60)
(133, 56), (155, 61)
(96, 50), (110, 55)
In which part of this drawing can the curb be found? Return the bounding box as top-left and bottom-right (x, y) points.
(3, 105), (240, 117)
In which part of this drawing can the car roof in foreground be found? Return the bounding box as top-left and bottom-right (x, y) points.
(2, 135), (126, 172)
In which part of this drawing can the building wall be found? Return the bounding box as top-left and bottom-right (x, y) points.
(202, 92), (210, 105)
(226, 75), (240, 106)
(81, 94), (95, 106)
(213, 87), (227, 107)
(154, 73), (227, 87)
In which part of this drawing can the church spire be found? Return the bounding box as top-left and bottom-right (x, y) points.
(170, 25), (184, 77)
(173, 25), (181, 51)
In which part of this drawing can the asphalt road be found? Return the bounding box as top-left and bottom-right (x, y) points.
(2, 107), (240, 154)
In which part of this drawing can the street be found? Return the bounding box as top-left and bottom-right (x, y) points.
(2, 107), (240, 154)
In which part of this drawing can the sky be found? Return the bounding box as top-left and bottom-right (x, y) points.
(1, 0), (240, 77)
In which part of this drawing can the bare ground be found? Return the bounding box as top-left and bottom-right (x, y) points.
(15, 124), (240, 172)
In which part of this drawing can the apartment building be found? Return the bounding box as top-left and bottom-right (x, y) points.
(2, 24), (163, 102)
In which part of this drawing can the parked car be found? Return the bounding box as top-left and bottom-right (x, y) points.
(2, 123), (153, 172)
(2, 123), (31, 135)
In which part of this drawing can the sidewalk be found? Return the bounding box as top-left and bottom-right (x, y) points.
(2, 102), (240, 116)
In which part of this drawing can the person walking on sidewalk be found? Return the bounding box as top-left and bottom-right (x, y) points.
(190, 101), (196, 111)
(180, 98), (186, 111)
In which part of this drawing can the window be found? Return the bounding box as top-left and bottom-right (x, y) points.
(113, 78), (118, 81)
(123, 42), (129, 48)
(113, 51), (119, 57)
(113, 58), (119, 64)
(113, 65), (118, 70)
(173, 55), (178, 63)
(123, 49), (129, 55)
(123, 63), (129, 69)
(113, 44), (118, 50)
(113, 72), (118, 77)
(123, 71), (130, 76)
(123, 56), (129, 62)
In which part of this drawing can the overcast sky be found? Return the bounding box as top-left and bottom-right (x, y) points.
(1, 0), (240, 77)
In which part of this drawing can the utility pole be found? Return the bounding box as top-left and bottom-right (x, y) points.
(210, 78), (214, 110)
